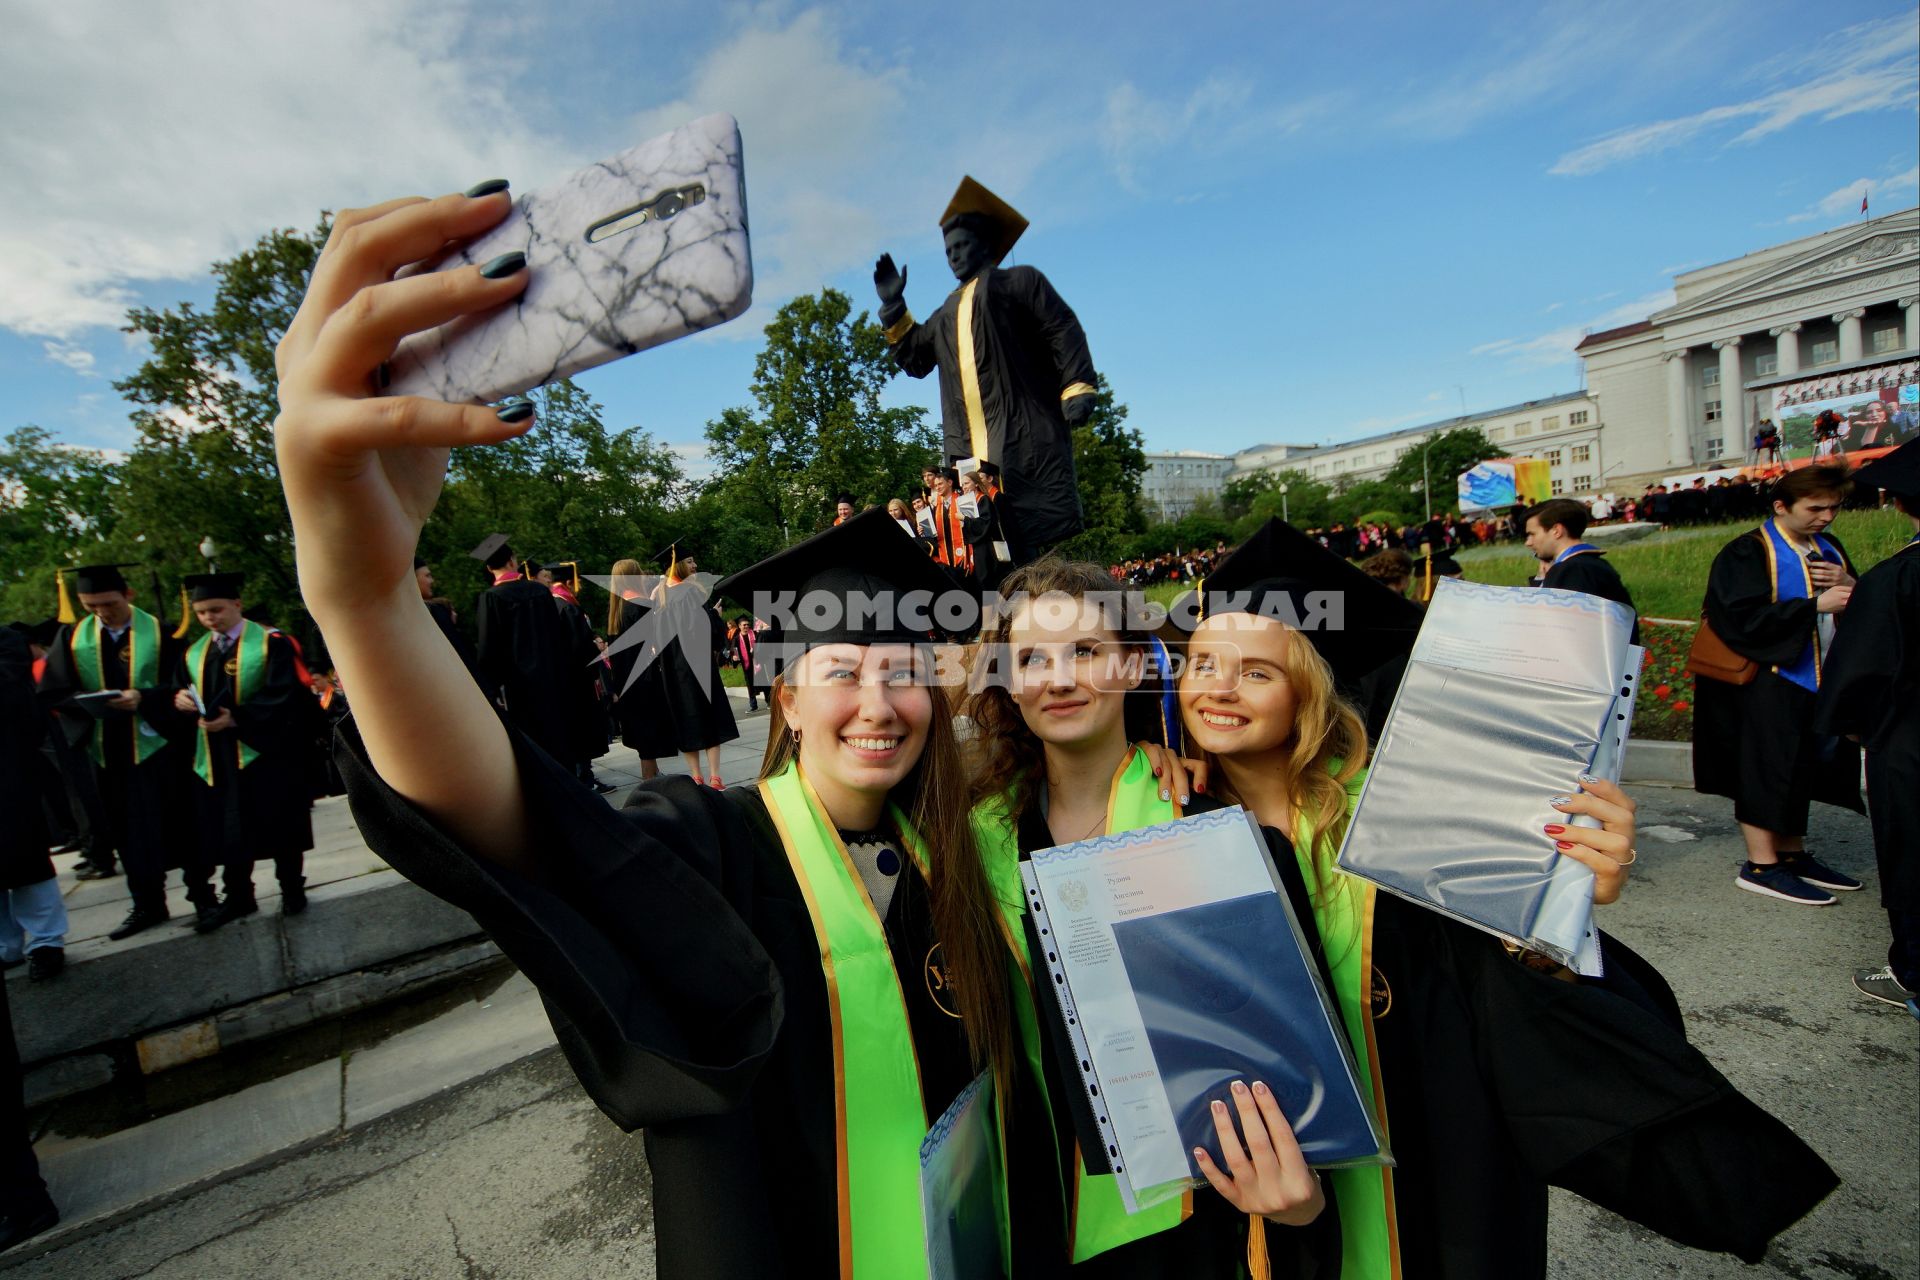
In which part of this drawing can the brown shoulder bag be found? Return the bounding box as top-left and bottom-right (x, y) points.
(1684, 616), (1759, 686)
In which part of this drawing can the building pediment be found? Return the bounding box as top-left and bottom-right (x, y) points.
(1655, 210), (1918, 326)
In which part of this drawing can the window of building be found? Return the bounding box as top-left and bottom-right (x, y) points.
(1704, 399), (1722, 423)
(1314, 464), (1327, 476)
(1549, 478), (1565, 496)
(1755, 353), (1777, 376)
(1568, 410), (1589, 426)
(1571, 443), (1591, 463)
(1489, 426), (1506, 441)
(1871, 327), (1901, 354)
(1331, 459), (1345, 472)
(1811, 339), (1838, 365)
(1705, 437), (1724, 459)
(1546, 449), (1563, 467)
(1542, 415), (1560, 431)
(1571, 474), (1593, 491)
(1701, 366), (1719, 387)
(1395, 446), (1410, 458)
(1513, 421), (1532, 437)
(1373, 451), (1388, 464)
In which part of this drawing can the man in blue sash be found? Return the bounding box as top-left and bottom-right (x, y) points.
(169, 574), (317, 932)
(1693, 466), (1866, 906)
(1814, 442), (1920, 1013)
(36, 565), (203, 939)
(1523, 498), (1640, 644)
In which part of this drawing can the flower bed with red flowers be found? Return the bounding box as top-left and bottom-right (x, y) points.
(1635, 621), (1696, 741)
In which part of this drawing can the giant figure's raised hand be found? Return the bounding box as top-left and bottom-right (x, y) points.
(876, 177), (1100, 567)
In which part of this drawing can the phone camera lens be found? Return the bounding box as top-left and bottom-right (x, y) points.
(654, 191), (685, 221)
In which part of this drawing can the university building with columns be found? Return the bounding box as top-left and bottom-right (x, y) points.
(1578, 207), (1918, 480)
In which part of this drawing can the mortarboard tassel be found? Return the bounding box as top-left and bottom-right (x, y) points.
(174, 583), (194, 639)
(1246, 1213), (1270, 1280)
(55, 569), (77, 625)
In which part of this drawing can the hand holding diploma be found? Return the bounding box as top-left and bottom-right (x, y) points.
(1193, 1080), (1325, 1226)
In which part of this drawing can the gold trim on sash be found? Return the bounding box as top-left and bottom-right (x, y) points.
(883, 310), (915, 344)
(1059, 381), (1096, 402)
(955, 278), (991, 463)
(1358, 884), (1403, 1278)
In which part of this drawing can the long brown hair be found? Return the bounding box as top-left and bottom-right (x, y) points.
(963, 557), (1152, 823)
(761, 666), (1013, 1076)
(1182, 620), (1368, 900)
(606, 558), (644, 635)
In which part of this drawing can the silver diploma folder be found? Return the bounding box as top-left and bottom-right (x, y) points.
(1337, 578), (1643, 971)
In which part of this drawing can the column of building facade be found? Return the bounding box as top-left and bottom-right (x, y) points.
(1834, 308), (1866, 363)
(1903, 296), (1919, 352)
(1713, 337), (1744, 449)
(1663, 349), (1693, 467)
(1769, 322), (1801, 377)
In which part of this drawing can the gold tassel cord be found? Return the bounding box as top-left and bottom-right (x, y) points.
(174, 584), (194, 639)
(1246, 1214), (1270, 1280)
(55, 570), (77, 624)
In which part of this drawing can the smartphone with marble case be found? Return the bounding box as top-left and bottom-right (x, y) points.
(386, 113), (752, 405)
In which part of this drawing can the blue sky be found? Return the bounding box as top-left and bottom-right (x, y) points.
(5, 1), (1916, 477)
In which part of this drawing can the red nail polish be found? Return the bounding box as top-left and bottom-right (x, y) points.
(1556, 840), (1574, 850)
(1195, 781), (1205, 794)
(1543, 824), (1566, 834)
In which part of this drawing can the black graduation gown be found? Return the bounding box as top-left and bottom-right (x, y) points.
(335, 720), (1057, 1279)
(1540, 551), (1640, 645)
(173, 629), (316, 863)
(0, 629), (54, 892)
(426, 600), (492, 700)
(1268, 820), (1833, 1276)
(1813, 541), (1919, 911)
(885, 265), (1093, 556)
(607, 600), (680, 760)
(474, 578), (579, 765)
(1693, 531), (1864, 832)
(36, 619), (197, 904)
(656, 584), (738, 755)
(555, 597), (610, 765)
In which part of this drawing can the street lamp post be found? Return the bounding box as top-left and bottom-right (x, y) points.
(1279, 483), (1290, 524)
(198, 536), (218, 572)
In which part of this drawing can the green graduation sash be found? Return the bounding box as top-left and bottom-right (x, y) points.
(187, 620), (271, 785)
(973, 747), (1193, 1265)
(1298, 767), (1398, 1280)
(69, 609), (165, 768)
(759, 761), (1007, 1280)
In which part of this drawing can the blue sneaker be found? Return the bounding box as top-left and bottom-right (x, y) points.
(1780, 853), (1863, 892)
(1736, 861), (1836, 905)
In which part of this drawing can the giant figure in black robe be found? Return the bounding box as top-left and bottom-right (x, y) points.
(877, 177), (1096, 562)
(1693, 531), (1863, 833)
(172, 619), (316, 907)
(473, 573), (581, 768)
(1814, 518), (1919, 989)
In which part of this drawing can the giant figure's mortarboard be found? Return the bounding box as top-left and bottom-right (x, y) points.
(1852, 438), (1920, 500)
(1166, 519), (1426, 686)
(184, 572), (245, 602)
(468, 533), (513, 571)
(716, 509), (963, 657)
(72, 563), (137, 595)
(940, 176), (1028, 268)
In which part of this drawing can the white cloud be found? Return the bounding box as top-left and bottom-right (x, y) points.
(666, 439), (715, 482)
(1101, 77), (1332, 192)
(1472, 289), (1674, 369)
(1785, 164), (1920, 224)
(1551, 15), (1918, 176)
(0, 0), (570, 340)
(41, 341), (96, 374)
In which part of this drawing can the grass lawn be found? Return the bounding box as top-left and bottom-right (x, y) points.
(1132, 508), (1911, 742)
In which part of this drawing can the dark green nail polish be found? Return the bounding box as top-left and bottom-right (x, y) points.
(496, 400), (534, 423)
(479, 251), (526, 279)
(464, 179), (509, 198)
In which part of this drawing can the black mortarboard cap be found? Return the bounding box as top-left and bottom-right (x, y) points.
(715, 510), (964, 658)
(73, 563), (133, 594)
(413, 555), (428, 571)
(1852, 438), (1920, 500)
(468, 533), (512, 570)
(24, 618), (61, 647)
(1417, 553), (1463, 577)
(1166, 519), (1426, 685)
(184, 572), (245, 602)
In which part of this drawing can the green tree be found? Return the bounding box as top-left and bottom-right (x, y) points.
(1381, 427), (1498, 517)
(109, 220), (329, 642)
(0, 427), (125, 622)
(431, 377), (685, 604)
(1055, 375), (1147, 565)
(704, 289), (937, 545)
